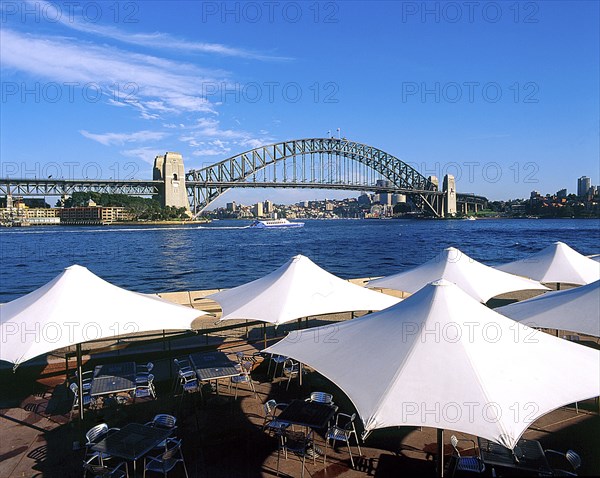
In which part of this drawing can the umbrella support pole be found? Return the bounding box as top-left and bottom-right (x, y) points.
(263, 323), (267, 349)
(76, 343), (84, 422)
(437, 428), (444, 478)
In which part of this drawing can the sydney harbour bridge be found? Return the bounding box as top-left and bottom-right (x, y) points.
(0, 138), (487, 218)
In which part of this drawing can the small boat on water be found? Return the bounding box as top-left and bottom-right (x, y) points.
(249, 218), (304, 229)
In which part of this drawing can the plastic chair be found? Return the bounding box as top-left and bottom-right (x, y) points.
(544, 449), (581, 476)
(83, 457), (129, 478)
(281, 359), (300, 391)
(229, 361), (257, 399)
(449, 435), (485, 477)
(324, 412), (362, 469)
(143, 438), (189, 477)
(262, 400), (290, 435)
(276, 429), (315, 478)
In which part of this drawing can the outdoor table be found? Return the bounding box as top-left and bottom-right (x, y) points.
(90, 422), (172, 474)
(277, 399), (337, 457)
(90, 362), (137, 397)
(277, 399), (337, 430)
(478, 437), (554, 476)
(189, 351), (240, 395)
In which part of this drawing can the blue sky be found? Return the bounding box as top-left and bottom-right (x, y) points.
(1, 0), (598, 206)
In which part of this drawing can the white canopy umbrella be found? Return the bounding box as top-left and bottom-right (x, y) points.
(0, 265), (207, 418)
(496, 280), (600, 338)
(208, 254), (400, 325)
(497, 241), (600, 285)
(367, 246), (548, 302)
(265, 279), (600, 451)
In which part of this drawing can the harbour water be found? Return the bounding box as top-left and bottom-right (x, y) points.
(1, 218), (598, 303)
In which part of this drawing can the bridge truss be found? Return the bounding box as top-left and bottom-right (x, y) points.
(0, 179), (159, 197)
(186, 138), (442, 215)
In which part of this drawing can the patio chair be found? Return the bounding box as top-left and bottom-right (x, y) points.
(133, 373), (156, 400)
(544, 449), (581, 476)
(229, 361), (257, 399)
(173, 358), (195, 378)
(173, 358), (197, 394)
(83, 457), (129, 478)
(281, 359), (300, 391)
(276, 429), (315, 478)
(448, 435), (485, 477)
(324, 412), (362, 469)
(135, 362), (154, 384)
(306, 391), (334, 406)
(267, 354), (288, 379)
(75, 370), (94, 392)
(84, 423), (120, 463)
(143, 438), (189, 478)
(70, 382), (95, 418)
(180, 373), (200, 394)
(262, 399), (290, 435)
(146, 414), (177, 450)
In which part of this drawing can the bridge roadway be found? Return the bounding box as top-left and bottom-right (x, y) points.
(0, 177), (487, 204)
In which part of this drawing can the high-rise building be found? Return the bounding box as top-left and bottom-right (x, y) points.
(379, 192), (393, 206)
(253, 202), (264, 217)
(577, 176), (591, 197)
(226, 201), (237, 212)
(264, 200), (273, 214)
(556, 189), (567, 199)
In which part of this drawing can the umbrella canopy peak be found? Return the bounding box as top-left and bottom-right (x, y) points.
(1, 264), (206, 368)
(209, 254), (400, 325)
(368, 246), (548, 302)
(497, 241), (600, 285)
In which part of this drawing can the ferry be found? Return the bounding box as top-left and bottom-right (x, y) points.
(249, 219), (305, 229)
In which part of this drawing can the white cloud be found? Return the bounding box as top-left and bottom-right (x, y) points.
(1, 29), (223, 118)
(178, 118), (274, 159)
(80, 130), (168, 146)
(22, 0), (291, 61)
(120, 147), (166, 164)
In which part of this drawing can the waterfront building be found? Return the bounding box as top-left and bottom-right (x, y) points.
(557, 188), (568, 199)
(392, 193), (406, 205)
(58, 206), (133, 225)
(577, 176), (591, 198)
(252, 202), (264, 218)
(0, 205), (60, 226)
(264, 200), (273, 214)
(380, 192), (393, 206)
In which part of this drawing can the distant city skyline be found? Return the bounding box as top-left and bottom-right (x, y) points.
(1, 1), (598, 205)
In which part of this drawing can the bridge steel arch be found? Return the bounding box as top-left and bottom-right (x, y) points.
(186, 138), (442, 216)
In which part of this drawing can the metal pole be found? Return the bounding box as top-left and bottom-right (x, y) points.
(437, 428), (444, 478)
(76, 343), (84, 421)
(263, 323), (267, 349)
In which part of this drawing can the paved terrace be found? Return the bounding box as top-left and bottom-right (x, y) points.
(1, 284), (599, 477)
